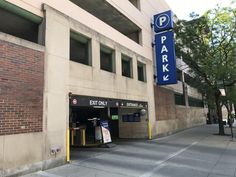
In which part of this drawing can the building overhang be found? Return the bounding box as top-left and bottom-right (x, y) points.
(70, 0), (141, 43)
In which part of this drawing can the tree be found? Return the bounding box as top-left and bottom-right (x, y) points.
(174, 4), (236, 135)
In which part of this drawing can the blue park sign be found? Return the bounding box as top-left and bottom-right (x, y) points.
(154, 10), (177, 85)
(155, 31), (177, 85)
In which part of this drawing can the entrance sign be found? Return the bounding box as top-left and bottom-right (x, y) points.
(100, 120), (112, 144)
(70, 95), (148, 108)
(155, 31), (177, 85)
(154, 10), (173, 33)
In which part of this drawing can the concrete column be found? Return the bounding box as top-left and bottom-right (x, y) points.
(43, 5), (70, 160)
(91, 38), (100, 70)
(0, 136), (3, 175)
(115, 50), (122, 76)
(133, 56), (138, 80)
(145, 61), (156, 137)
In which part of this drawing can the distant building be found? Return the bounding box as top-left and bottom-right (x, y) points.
(0, 0), (206, 176)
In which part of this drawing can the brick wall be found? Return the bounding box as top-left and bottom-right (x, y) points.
(0, 40), (44, 135)
(154, 86), (176, 121)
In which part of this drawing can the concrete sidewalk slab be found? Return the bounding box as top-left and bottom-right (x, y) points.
(21, 125), (236, 177)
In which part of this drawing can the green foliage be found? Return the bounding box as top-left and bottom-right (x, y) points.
(174, 3), (236, 107)
(227, 86), (236, 104)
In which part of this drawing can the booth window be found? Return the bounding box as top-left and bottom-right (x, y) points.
(70, 31), (91, 66)
(122, 54), (132, 78)
(137, 61), (146, 82)
(100, 45), (115, 73)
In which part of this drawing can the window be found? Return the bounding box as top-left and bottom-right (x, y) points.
(100, 45), (115, 73)
(176, 68), (182, 81)
(122, 54), (132, 78)
(0, 6), (42, 43)
(188, 97), (204, 108)
(70, 31), (91, 65)
(128, 0), (140, 10)
(175, 94), (185, 106)
(137, 61), (146, 82)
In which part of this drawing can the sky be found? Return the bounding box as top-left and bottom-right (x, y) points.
(165, 0), (235, 20)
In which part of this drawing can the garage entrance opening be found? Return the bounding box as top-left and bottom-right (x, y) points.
(70, 106), (119, 146)
(68, 94), (148, 161)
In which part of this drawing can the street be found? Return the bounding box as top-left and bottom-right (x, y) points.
(22, 125), (236, 177)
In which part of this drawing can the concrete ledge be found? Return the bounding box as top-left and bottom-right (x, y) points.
(153, 123), (205, 139)
(0, 32), (45, 52)
(2, 157), (66, 177)
(42, 157), (66, 171)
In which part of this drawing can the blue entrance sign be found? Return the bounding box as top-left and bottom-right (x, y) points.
(154, 10), (173, 33)
(155, 31), (177, 85)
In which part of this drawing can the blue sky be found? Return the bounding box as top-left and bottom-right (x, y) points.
(165, 0), (235, 20)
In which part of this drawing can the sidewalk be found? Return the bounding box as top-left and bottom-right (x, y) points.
(22, 125), (236, 177)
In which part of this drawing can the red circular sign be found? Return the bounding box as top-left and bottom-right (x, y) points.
(72, 99), (77, 105)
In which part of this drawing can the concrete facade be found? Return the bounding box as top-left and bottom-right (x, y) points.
(155, 107), (206, 136)
(0, 0), (206, 176)
(154, 86), (206, 137)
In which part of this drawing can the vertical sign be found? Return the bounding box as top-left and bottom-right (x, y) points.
(153, 10), (177, 85)
(155, 31), (177, 85)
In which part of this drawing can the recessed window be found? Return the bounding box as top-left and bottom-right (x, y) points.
(122, 54), (132, 78)
(188, 97), (204, 107)
(177, 68), (182, 81)
(137, 61), (146, 82)
(0, 6), (41, 43)
(129, 0), (140, 10)
(70, 31), (91, 66)
(175, 93), (185, 106)
(100, 45), (115, 73)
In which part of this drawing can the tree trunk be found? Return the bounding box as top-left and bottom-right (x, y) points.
(215, 91), (225, 135)
(226, 102), (233, 139)
(234, 104), (236, 116)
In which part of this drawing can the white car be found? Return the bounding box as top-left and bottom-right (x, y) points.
(233, 119), (236, 127)
(223, 117), (236, 127)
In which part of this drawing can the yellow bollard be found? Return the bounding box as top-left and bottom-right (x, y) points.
(148, 121), (152, 140)
(81, 129), (86, 146)
(66, 128), (70, 162)
(71, 129), (74, 146)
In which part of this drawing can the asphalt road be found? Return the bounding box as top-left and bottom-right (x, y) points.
(22, 125), (236, 177)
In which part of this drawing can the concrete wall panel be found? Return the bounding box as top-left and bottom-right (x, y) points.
(0, 136), (3, 174)
(3, 133), (44, 170)
(155, 107), (206, 136)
